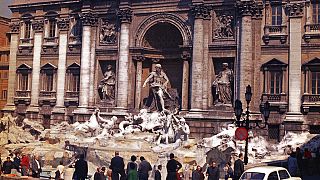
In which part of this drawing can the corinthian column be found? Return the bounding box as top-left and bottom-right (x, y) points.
(116, 8), (132, 109)
(28, 20), (44, 112)
(190, 4), (210, 111)
(54, 18), (70, 111)
(235, 1), (256, 103)
(78, 13), (93, 110)
(285, 2), (304, 122)
(3, 22), (20, 111)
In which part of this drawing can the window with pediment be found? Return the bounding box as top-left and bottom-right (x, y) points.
(16, 64), (32, 91)
(302, 58), (320, 94)
(261, 59), (287, 95)
(66, 63), (80, 92)
(40, 63), (57, 92)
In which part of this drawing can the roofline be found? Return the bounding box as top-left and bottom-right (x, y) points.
(9, 0), (81, 10)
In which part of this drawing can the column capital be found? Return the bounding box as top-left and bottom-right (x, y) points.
(57, 18), (70, 31)
(132, 55), (145, 62)
(32, 20), (44, 32)
(9, 22), (20, 34)
(236, 0), (262, 17)
(285, 2), (304, 17)
(191, 4), (212, 19)
(181, 51), (191, 61)
(81, 12), (97, 26)
(117, 8), (133, 23)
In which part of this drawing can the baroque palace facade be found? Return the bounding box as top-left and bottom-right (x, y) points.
(4, 0), (320, 138)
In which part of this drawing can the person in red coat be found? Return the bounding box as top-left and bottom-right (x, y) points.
(20, 154), (30, 176)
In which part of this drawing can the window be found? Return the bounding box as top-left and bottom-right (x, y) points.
(310, 125), (320, 134)
(313, 1), (320, 24)
(271, 2), (282, 25)
(2, 90), (7, 100)
(16, 64), (32, 91)
(49, 19), (56, 37)
(2, 72), (8, 79)
(241, 172), (265, 180)
(24, 21), (31, 39)
(66, 63), (80, 92)
(270, 72), (282, 94)
(267, 172), (279, 180)
(268, 125), (280, 142)
(40, 63), (56, 92)
(278, 170), (290, 179)
(311, 72), (320, 94)
(261, 59), (287, 95)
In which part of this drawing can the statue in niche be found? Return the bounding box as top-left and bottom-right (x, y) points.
(99, 20), (116, 44)
(98, 65), (116, 103)
(142, 64), (178, 113)
(213, 14), (234, 39)
(212, 63), (233, 105)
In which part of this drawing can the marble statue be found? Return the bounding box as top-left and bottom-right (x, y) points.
(212, 63), (233, 105)
(99, 65), (116, 102)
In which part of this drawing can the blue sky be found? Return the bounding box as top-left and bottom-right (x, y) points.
(0, 0), (12, 18)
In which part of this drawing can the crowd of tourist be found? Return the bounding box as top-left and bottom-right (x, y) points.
(0, 151), (247, 180)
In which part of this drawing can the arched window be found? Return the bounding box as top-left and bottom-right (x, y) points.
(40, 63), (57, 92)
(66, 63), (80, 92)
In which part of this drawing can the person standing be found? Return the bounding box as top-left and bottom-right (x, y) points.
(166, 153), (182, 180)
(192, 165), (205, 180)
(20, 153), (30, 176)
(154, 165), (162, 180)
(138, 156), (152, 180)
(126, 155), (137, 176)
(223, 162), (233, 180)
(74, 154), (88, 180)
(233, 153), (244, 180)
(127, 162), (138, 180)
(2, 157), (14, 174)
(206, 161), (219, 180)
(94, 167), (102, 180)
(110, 151), (125, 180)
(55, 160), (65, 180)
(288, 152), (298, 177)
(31, 155), (42, 178)
(13, 152), (21, 172)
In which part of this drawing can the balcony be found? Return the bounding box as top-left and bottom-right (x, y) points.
(43, 37), (58, 45)
(262, 25), (288, 44)
(303, 24), (320, 42)
(19, 38), (33, 45)
(38, 91), (56, 106)
(260, 93), (288, 113)
(14, 90), (31, 105)
(302, 94), (320, 113)
(18, 38), (33, 55)
(64, 91), (79, 106)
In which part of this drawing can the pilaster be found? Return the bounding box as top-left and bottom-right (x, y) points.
(27, 19), (44, 113)
(133, 55), (145, 109)
(181, 51), (191, 111)
(3, 22), (20, 112)
(89, 21), (98, 107)
(285, 2), (304, 122)
(53, 18), (70, 114)
(116, 8), (132, 110)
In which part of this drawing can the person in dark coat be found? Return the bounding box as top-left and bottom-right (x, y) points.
(13, 152), (21, 172)
(2, 157), (14, 174)
(30, 155), (42, 178)
(206, 161), (219, 180)
(138, 156), (152, 180)
(166, 153), (182, 180)
(192, 165), (205, 180)
(154, 165), (162, 180)
(233, 153), (244, 180)
(94, 167), (102, 180)
(74, 154), (88, 180)
(110, 151), (125, 180)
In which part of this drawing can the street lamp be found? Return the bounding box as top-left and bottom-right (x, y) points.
(234, 85), (271, 165)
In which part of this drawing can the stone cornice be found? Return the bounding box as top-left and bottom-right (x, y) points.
(57, 18), (70, 31)
(32, 20), (44, 32)
(236, 0), (262, 17)
(191, 4), (212, 19)
(117, 8), (133, 23)
(285, 2), (304, 17)
(9, 22), (20, 34)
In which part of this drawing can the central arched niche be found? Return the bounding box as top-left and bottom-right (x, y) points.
(142, 22), (183, 50)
